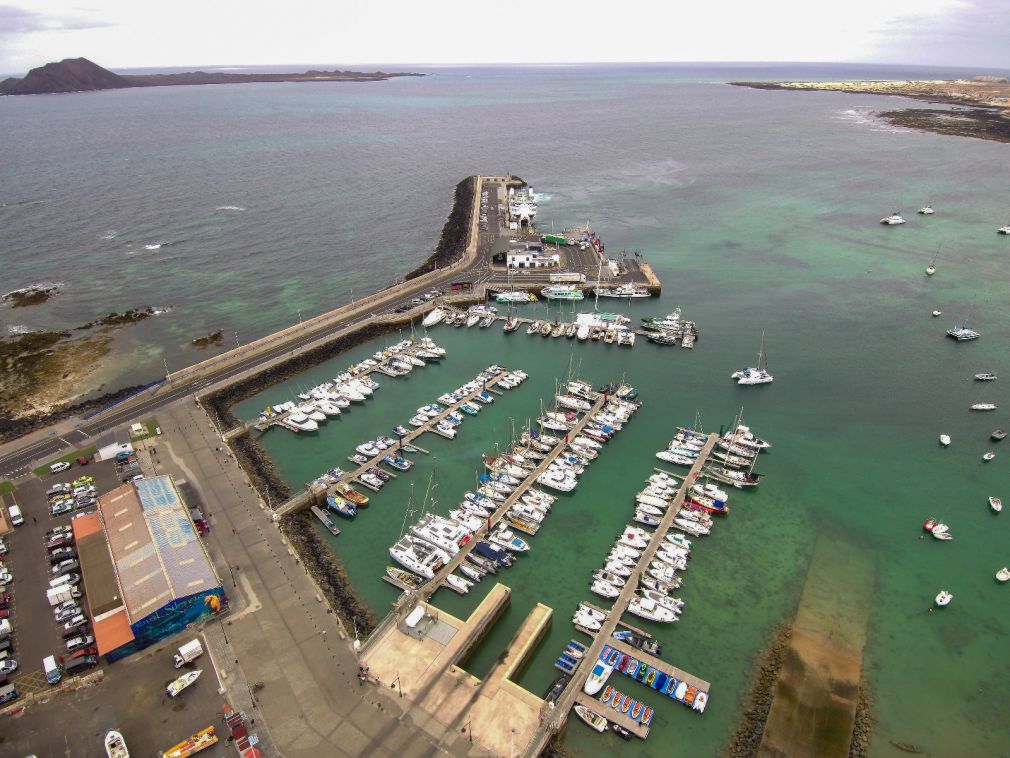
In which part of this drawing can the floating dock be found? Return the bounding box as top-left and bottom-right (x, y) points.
(574, 691), (650, 740)
(309, 505), (341, 536)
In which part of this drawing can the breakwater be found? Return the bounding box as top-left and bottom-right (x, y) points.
(404, 176), (477, 279)
(723, 625), (793, 758)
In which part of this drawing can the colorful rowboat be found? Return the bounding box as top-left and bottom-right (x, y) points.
(601, 685), (615, 705)
(685, 686), (697, 705)
(641, 707), (654, 726)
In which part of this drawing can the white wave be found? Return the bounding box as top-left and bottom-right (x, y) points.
(532, 193), (551, 203)
(144, 243), (162, 250)
(215, 205), (247, 212)
(100, 230), (118, 240)
(7, 324), (35, 335)
(149, 305), (173, 316)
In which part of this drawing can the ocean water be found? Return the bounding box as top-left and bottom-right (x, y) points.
(6, 63), (1010, 756)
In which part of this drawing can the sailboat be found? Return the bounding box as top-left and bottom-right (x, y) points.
(925, 246), (940, 276)
(946, 306), (980, 341)
(731, 332), (773, 385)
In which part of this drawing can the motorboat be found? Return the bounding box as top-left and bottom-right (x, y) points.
(990, 496), (1003, 513)
(634, 510), (661, 527)
(556, 394), (592, 412)
(880, 212), (906, 225)
(282, 412), (319, 433)
(596, 283), (650, 298)
(665, 532), (692, 550)
(926, 263), (936, 276)
(496, 290), (535, 303)
(445, 574), (473, 594)
(388, 534), (450, 579)
(628, 595), (679, 623)
(918, 205), (934, 215)
(983, 451), (996, 461)
(971, 403), (997, 411)
(939, 434), (951, 447)
(105, 730), (129, 758)
(620, 527), (651, 549)
(923, 518), (938, 532)
(932, 310), (942, 317)
(583, 660), (615, 696)
(993, 429), (1007, 441)
(573, 704), (609, 733)
(166, 669), (202, 697)
(656, 451), (695, 466)
(489, 526), (529, 552)
(573, 608), (602, 631)
(975, 372), (997, 381)
(692, 482), (729, 502)
(503, 315), (520, 332)
(576, 323), (591, 340)
(999, 225), (1010, 235)
(422, 307), (446, 327)
(935, 590), (953, 607)
(637, 589), (685, 613)
(595, 569), (628, 586)
(458, 563), (483, 583)
(997, 567), (1010, 582)
(931, 523), (953, 541)
(540, 284), (585, 300)
(591, 578), (621, 600)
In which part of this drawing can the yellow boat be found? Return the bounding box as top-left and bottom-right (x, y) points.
(160, 726), (218, 758)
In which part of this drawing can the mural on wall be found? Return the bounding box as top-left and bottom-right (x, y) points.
(106, 588), (226, 662)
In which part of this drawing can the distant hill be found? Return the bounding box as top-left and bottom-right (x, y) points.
(0, 57), (132, 95)
(0, 57), (422, 96)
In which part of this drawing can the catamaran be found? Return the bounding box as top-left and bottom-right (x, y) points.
(732, 332), (773, 385)
(880, 212), (906, 225)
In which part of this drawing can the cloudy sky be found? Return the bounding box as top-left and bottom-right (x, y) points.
(0, 0), (1007, 74)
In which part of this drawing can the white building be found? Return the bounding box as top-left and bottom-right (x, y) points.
(507, 241), (559, 269)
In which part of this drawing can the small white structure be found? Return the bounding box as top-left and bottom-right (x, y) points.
(507, 240), (558, 269)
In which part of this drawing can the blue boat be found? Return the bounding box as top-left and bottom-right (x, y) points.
(554, 655), (576, 673)
(326, 495), (357, 519)
(664, 677), (678, 696)
(475, 541), (513, 567)
(480, 391), (494, 404)
(599, 645), (612, 661)
(654, 672), (668, 691)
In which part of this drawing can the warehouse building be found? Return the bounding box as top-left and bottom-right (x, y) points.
(72, 475), (224, 661)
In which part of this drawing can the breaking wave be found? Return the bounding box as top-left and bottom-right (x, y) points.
(100, 230), (119, 240)
(215, 205), (247, 212)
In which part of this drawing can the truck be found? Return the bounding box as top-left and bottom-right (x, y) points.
(172, 639), (204, 668)
(542, 234), (570, 246)
(550, 272), (586, 284)
(47, 585), (75, 607)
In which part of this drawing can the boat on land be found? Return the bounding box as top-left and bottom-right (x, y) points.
(935, 590), (953, 607)
(990, 496), (1003, 512)
(573, 704), (609, 733)
(880, 212), (906, 225)
(166, 669), (202, 697)
(422, 308), (446, 327)
(105, 731), (129, 758)
(160, 726), (218, 758)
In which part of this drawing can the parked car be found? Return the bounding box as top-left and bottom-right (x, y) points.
(0, 610), (9, 620)
(63, 625), (88, 640)
(64, 655), (97, 674)
(72, 476), (94, 487)
(0, 683), (18, 704)
(55, 606), (81, 622)
(66, 634), (94, 652)
(63, 614), (88, 632)
(49, 547), (76, 563)
(0, 572), (12, 588)
(0, 592), (10, 609)
(67, 646), (97, 660)
(46, 483), (71, 496)
(0, 659), (16, 675)
(51, 501), (73, 516)
(49, 462), (71, 474)
(46, 536), (74, 550)
(51, 560), (79, 577)
(47, 525), (73, 538)
(75, 457), (89, 466)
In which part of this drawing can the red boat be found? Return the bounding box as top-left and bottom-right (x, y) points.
(339, 485), (370, 506)
(620, 695), (633, 714)
(601, 685), (614, 704)
(684, 498), (730, 515)
(685, 686), (697, 705)
(610, 690), (624, 709)
(631, 701), (643, 720)
(923, 518), (938, 532)
(640, 706), (654, 725)
(617, 654), (629, 672)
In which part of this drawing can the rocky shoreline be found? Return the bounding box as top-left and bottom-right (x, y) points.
(403, 176), (476, 280)
(849, 681), (874, 758)
(724, 624), (793, 757)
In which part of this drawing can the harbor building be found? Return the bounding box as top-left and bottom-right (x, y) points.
(72, 475), (224, 661)
(504, 240), (559, 269)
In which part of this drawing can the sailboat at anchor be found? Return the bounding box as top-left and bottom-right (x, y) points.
(731, 332), (773, 385)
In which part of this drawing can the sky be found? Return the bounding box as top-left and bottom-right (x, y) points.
(0, 0), (1007, 75)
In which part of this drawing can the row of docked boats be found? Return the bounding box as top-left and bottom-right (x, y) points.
(257, 337), (447, 432)
(518, 312), (637, 346)
(655, 423), (767, 489)
(640, 306), (699, 349)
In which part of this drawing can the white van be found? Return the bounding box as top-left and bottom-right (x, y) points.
(49, 462), (71, 474)
(49, 574), (77, 589)
(43, 655), (61, 685)
(7, 505), (23, 527)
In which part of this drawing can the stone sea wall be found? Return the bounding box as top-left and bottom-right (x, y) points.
(724, 625), (793, 757)
(403, 176), (476, 280)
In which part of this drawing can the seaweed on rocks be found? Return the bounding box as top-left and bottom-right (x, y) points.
(280, 510), (377, 635)
(849, 682), (874, 758)
(403, 176), (476, 280)
(724, 624), (793, 758)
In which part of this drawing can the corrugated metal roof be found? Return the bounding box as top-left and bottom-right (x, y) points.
(98, 476), (219, 621)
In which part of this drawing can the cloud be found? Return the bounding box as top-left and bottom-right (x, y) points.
(870, 0), (1010, 67)
(0, 4), (114, 35)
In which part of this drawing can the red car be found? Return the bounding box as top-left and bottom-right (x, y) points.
(67, 646), (98, 660)
(0, 592), (10, 609)
(75, 456), (89, 466)
(0, 609), (9, 619)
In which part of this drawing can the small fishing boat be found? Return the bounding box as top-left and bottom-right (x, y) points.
(939, 434), (951, 447)
(932, 309), (942, 317)
(983, 451), (996, 461)
(880, 212), (906, 225)
(445, 574), (472, 594)
(160, 727), (218, 758)
(931, 523), (953, 541)
(338, 485), (369, 506)
(990, 496), (1003, 513)
(993, 429), (1007, 441)
(935, 590), (953, 607)
(996, 567), (1010, 583)
(166, 669), (202, 697)
(975, 372), (997, 381)
(971, 403), (997, 411)
(105, 730), (129, 758)
(918, 205), (934, 215)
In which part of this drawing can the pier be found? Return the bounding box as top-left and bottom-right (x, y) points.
(529, 433), (719, 753)
(275, 367), (517, 517)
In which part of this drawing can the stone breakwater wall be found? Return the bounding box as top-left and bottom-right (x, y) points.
(0, 382), (150, 445)
(404, 176), (477, 280)
(280, 510), (378, 635)
(723, 625), (793, 757)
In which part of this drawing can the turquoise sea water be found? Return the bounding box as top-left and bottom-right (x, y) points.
(6, 63), (1010, 755)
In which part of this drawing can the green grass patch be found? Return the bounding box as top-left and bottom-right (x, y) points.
(32, 445), (98, 477)
(0, 481), (13, 495)
(129, 418), (160, 441)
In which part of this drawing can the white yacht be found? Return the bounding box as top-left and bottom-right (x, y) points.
(939, 434), (951, 447)
(388, 534), (451, 579)
(282, 412), (318, 432)
(935, 590), (953, 607)
(628, 595), (679, 623)
(732, 332), (773, 385)
(918, 205), (934, 215)
(998, 225), (1010, 235)
(595, 283), (650, 298)
(410, 513), (470, 555)
(932, 309), (942, 317)
(495, 290), (535, 303)
(880, 212), (906, 225)
(297, 403), (327, 422)
(971, 403), (997, 411)
(422, 307), (446, 327)
(540, 284), (585, 301)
